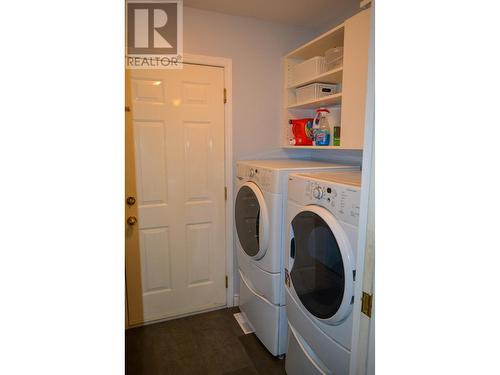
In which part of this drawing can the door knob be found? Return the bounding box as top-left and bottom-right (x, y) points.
(127, 216), (137, 226)
(126, 196), (136, 206)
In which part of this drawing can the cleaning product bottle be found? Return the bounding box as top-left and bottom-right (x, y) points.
(331, 106), (341, 146)
(333, 125), (341, 146)
(312, 108), (331, 146)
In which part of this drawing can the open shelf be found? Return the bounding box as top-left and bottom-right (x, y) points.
(283, 145), (350, 150)
(288, 93), (342, 109)
(286, 23), (345, 60)
(287, 67), (343, 89)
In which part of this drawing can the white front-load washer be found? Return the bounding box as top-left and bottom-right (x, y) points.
(234, 160), (360, 357)
(284, 171), (362, 375)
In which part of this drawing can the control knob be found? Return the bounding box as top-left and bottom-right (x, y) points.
(249, 169), (255, 177)
(312, 186), (324, 199)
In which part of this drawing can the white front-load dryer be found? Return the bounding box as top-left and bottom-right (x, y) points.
(234, 160), (360, 357)
(284, 171), (362, 375)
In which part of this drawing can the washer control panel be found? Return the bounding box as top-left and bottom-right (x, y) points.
(304, 180), (360, 226)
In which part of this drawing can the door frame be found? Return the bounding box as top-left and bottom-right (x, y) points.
(182, 53), (235, 308)
(349, 3), (374, 374)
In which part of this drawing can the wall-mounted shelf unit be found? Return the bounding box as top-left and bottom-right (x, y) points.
(282, 8), (371, 150)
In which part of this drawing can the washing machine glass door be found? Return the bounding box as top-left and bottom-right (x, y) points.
(290, 205), (354, 324)
(235, 182), (269, 259)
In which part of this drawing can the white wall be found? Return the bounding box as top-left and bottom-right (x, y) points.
(183, 6), (317, 162)
(315, 3), (364, 35)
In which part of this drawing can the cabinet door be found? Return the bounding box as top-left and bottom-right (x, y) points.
(341, 8), (371, 149)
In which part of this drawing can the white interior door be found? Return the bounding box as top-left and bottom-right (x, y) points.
(129, 64), (226, 322)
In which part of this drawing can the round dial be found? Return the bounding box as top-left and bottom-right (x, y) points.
(249, 169), (255, 177)
(312, 186), (324, 199)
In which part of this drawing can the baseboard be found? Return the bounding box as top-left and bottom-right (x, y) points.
(134, 305), (227, 327)
(233, 294), (239, 306)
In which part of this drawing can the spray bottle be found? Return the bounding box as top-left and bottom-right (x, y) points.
(312, 108), (331, 146)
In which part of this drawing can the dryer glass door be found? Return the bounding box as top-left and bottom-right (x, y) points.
(235, 183), (267, 258)
(290, 209), (349, 320)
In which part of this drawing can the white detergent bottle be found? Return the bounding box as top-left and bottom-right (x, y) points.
(312, 108), (331, 146)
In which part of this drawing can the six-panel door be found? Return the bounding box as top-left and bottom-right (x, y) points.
(129, 64), (226, 322)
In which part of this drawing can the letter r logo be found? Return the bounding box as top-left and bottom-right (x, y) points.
(127, 2), (178, 54)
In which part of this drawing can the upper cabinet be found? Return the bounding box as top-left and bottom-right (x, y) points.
(283, 8), (371, 150)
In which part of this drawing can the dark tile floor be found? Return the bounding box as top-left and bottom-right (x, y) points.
(126, 307), (286, 375)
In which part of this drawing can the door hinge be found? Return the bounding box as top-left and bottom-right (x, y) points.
(225, 275), (228, 288)
(224, 186), (228, 201)
(361, 292), (373, 318)
(223, 88), (227, 104)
